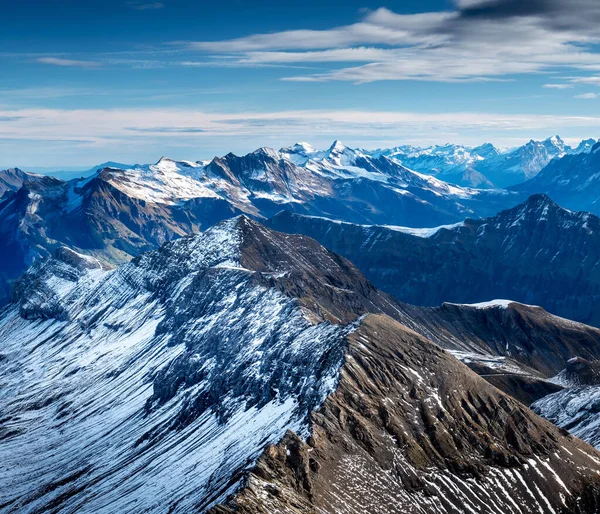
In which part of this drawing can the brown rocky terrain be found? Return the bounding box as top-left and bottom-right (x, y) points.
(211, 314), (600, 514)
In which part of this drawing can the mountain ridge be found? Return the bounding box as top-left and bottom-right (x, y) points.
(267, 194), (600, 327)
(4, 216), (600, 513)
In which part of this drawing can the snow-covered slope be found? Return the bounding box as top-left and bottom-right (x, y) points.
(0, 217), (373, 512)
(531, 356), (600, 450)
(532, 386), (600, 449)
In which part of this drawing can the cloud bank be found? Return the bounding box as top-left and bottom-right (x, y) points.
(178, 0), (600, 83)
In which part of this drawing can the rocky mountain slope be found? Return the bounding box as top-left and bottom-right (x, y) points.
(3, 216), (600, 513)
(401, 301), (600, 379)
(268, 194), (600, 327)
(513, 141), (600, 216)
(211, 314), (600, 514)
(394, 300), (600, 407)
(0, 216), (405, 513)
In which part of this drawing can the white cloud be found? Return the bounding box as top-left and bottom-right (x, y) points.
(1, 107), (599, 144)
(575, 92), (598, 99)
(569, 76), (600, 85)
(174, 3), (600, 83)
(36, 57), (101, 68)
(543, 84), (573, 89)
(2, 106), (599, 166)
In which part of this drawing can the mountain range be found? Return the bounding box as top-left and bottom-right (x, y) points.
(514, 141), (600, 216)
(3, 216), (600, 513)
(375, 136), (597, 188)
(268, 194), (600, 327)
(0, 141), (528, 305)
(4, 136), (600, 512)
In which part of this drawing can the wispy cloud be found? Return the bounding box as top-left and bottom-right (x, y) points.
(568, 76), (600, 85)
(127, 126), (206, 133)
(174, 1), (600, 83)
(126, 1), (164, 10)
(36, 57), (101, 68)
(1, 107), (599, 144)
(2, 106), (599, 166)
(575, 92), (598, 99)
(543, 84), (573, 89)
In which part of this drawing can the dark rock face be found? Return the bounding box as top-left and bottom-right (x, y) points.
(482, 374), (563, 406)
(268, 194), (600, 326)
(211, 315), (600, 514)
(513, 144), (600, 216)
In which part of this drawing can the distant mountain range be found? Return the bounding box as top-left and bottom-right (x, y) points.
(3, 216), (600, 513)
(513, 140), (600, 215)
(268, 194), (600, 327)
(0, 142), (530, 305)
(3, 135), (600, 308)
(372, 136), (597, 188)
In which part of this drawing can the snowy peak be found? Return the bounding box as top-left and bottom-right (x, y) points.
(471, 142), (500, 159)
(289, 141), (316, 154)
(544, 135), (568, 156)
(328, 139), (346, 153)
(252, 146), (282, 160)
(0, 167), (45, 197)
(573, 138), (598, 154)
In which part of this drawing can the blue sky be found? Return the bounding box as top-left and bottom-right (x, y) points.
(2, 0), (600, 167)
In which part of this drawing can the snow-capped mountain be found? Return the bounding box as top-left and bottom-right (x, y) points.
(374, 142), (497, 188)
(0, 144), (525, 306)
(513, 140), (600, 216)
(3, 216), (600, 513)
(267, 194), (600, 327)
(40, 161), (135, 181)
(371, 136), (596, 188)
(0, 216), (394, 512)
